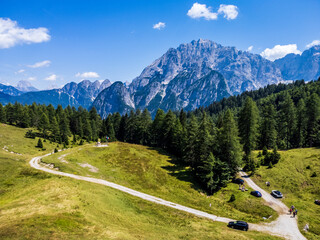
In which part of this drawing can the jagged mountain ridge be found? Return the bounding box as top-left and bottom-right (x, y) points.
(0, 79), (111, 108)
(0, 83), (22, 96)
(275, 45), (320, 81)
(94, 39), (285, 116)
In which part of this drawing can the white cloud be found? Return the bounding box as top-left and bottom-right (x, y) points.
(45, 74), (57, 81)
(28, 60), (51, 68)
(306, 40), (320, 49)
(75, 72), (100, 78)
(16, 69), (25, 74)
(0, 18), (50, 49)
(260, 44), (302, 61)
(27, 77), (36, 81)
(218, 4), (238, 20)
(153, 22), (166, 30)
(187, 3), (238, 21)
(187, 3), (218, 20)
(247, 46), (253, 52)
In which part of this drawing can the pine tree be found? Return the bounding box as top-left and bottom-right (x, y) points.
(238, 97), (259, 155)
(37, 138), (43, 148)
(161, 110), (176, 150)
(184, 115), (198, 167)
(50, 116), (60, 142)
(0, 103), (6, 123)
(194, 112), (211, 170)
(117, 114), (128, 141)
(216, 109), (242, 176)
(196, 152), (215, 194)
(39, 112), (50, 137)
(296, 99), (307, 147)
(151, 109), (165, 146)
(277, 94), (296, 149)
(260, 104), (277, 149)
(306, 93), (320, 147)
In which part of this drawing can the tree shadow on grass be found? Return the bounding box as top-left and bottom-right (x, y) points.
(146, 147), (204, 193)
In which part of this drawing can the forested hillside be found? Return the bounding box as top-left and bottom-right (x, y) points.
(1, 78), (320, 194)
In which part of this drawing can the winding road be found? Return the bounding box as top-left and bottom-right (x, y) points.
(30, 152), (306, 240)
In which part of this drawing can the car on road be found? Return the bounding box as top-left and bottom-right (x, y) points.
(271, 190), (283, 198)
(227, 221), (249, 231)
(315, 200), (320, 205)
(250, 190), (262, 197)
(232, 178), (244, 184)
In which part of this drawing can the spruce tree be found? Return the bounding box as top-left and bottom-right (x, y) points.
(0, 103), (6, 123)
(296, 99), (307, 147)
(151, 109), (165, 146)
(306, 93), (320, 147)
(184, 115), (198, 166)
(37, 138), (43, 148)
(260, 104), (277, 149)
(216, 109), (242, 176)
(277, 94), (296, 149)
(238, 97), (259, 155)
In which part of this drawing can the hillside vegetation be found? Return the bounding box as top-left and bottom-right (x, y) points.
(253, 148), (320, 240)
(0, 124), (280, 240)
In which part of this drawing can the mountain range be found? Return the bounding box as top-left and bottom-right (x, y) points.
(1, 39), (320, 117)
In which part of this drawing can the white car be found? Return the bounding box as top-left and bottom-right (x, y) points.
(271, 190), (283, 198)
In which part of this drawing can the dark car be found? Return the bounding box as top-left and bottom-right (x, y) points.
(315, 200), (320, 205)
(232, 178), (244, 184)
(251, 190), (262, 197)
(228, 221), (249, 231)
(271, 190), (283, 198)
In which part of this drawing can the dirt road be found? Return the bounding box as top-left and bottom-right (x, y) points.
(30, 153), (306, 240)
(239, 171), (306, 240)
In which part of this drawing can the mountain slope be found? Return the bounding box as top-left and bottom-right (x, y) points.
(92, 81), (135, 118)
(95, 39), (284, 117)
(0, 83), (22, 96)
(0, 79), (111, 108)
(16, 80), (38, 92)
(275, 45), (320, 81)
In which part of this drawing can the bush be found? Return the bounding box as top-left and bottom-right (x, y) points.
(36, 138), (43, 148)
(79, 139), (84, 145)
(54, 148), (58, 153)
(229, 194), (236, 202)
(25, 130), (36, 139)
(262, 146), (268, 156)
(306, 165), (311, 170)
(311, 172), (317, 177)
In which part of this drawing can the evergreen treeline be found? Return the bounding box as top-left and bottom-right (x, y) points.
(1, 78), (320, 194)
(0, 103), (102, 145)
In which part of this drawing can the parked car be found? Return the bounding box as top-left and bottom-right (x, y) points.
(271, 190), (283, 198)
(227, 221), (249, 231)
(232, 178), (244, 184)
(315, 200), (320, 205)
(250, 190), (262, 197)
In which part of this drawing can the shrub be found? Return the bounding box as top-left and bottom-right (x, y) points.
(306, 165), (311, 170)
(25, 130), (36, 139)
(311, 172), (317, 177)
(229, 194), (236, 202)
(54, 148), (58, 153)
(36, 139), (43, 148)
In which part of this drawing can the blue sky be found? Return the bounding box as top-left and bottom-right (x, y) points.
(0, 0), (320, 90)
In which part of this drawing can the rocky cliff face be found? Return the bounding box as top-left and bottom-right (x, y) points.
(94, 39), (283, 116)
(275, 45), (320, 81)
(92, 81), (135, 118)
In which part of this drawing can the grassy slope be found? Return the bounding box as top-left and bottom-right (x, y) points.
(253, 148), (320, 240)
(45, 142), (276, 224)
(0, 124), (281, 240)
